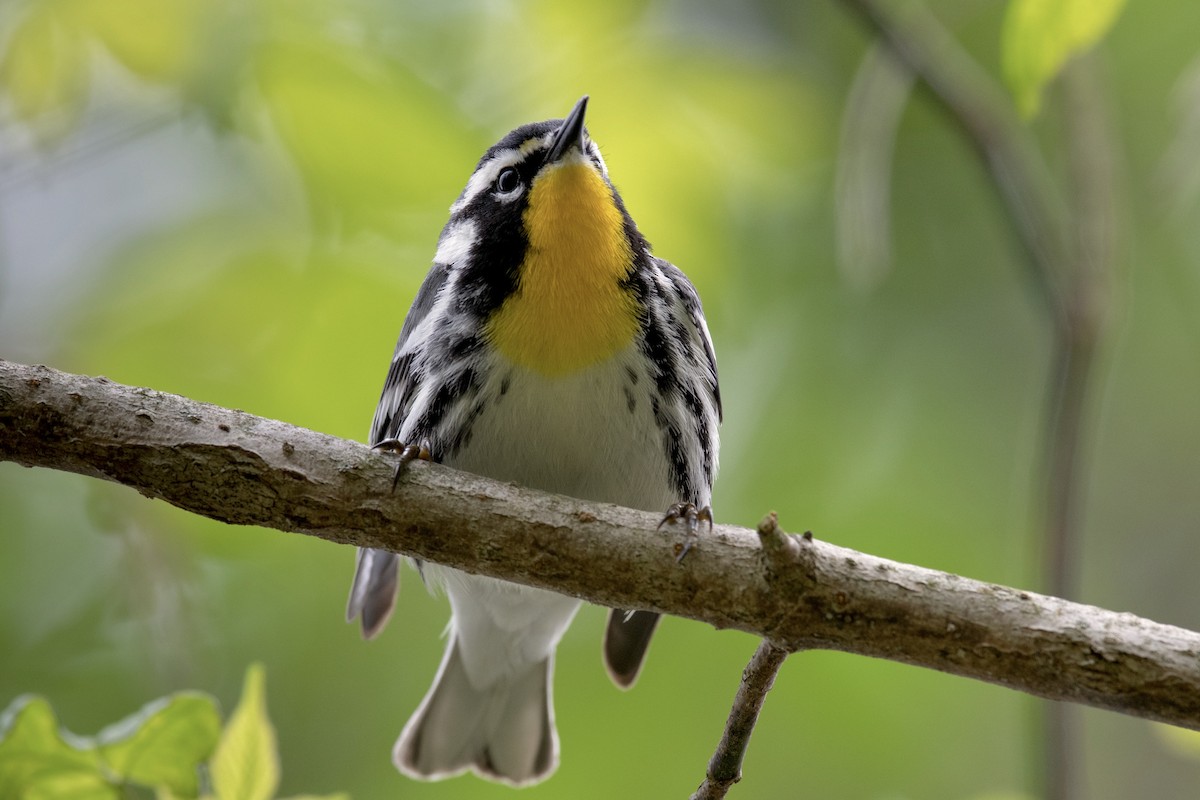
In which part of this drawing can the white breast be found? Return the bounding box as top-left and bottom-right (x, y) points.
(445, 345), (677, 513)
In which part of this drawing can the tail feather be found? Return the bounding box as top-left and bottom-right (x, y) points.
(603, 608), (661, 688)
(346, 548), (399, 639)
(395, 635), (558, 786)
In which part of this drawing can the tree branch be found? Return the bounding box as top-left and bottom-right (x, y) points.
(3, 359), (1199, 731)
(693, 619), (791, 797)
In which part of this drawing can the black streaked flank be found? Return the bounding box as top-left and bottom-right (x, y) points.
(661, 258), (722, 422)
(696, 415), (714, 486)
(396, 262), (451, 345)
(447, 332), (483, 361)
(372, 352), (416, 445)
(648, 393), (693, 503)
(411, 366), (480, 451)
(445, 396), (488, 459)
(662, 417), (695, 505)
(680, 385), (703, 421)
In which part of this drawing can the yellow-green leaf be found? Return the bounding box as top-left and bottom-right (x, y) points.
(0, 4), (87, 134)
(68, 0), (212, 84)
(210, 663), (279, 800)
(1002, 0), (1127, 117)
(97, 692), (221, 796)
(0, 695), (113, 800)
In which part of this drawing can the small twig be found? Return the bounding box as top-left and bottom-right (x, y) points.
(687, 515), (801, 797)
(691, 640), (791, 800)
(755, 511), (803, 571)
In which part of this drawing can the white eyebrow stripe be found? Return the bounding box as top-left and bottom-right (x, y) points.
(450, 154), (514, 215)
(449, 135), (554, 215)
(448, 129), (610, 215)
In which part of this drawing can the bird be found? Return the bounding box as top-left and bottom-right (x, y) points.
(345, 95), (721, 786)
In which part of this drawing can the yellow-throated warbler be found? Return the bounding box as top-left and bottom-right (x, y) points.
(345, 96), (721, 786)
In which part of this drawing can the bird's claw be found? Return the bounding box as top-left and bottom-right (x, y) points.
(372, 437), (432, 491)
(658, 502), (713, 563)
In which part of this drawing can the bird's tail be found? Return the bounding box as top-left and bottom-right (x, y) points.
(394, 634), (558, 786)
(345, 547), (399, 639)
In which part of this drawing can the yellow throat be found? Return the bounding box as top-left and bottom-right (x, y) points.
(486, 159), (639, 376)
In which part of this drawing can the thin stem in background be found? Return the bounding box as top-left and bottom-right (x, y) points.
(833, 4), (1115, 800)
(1041, 50), (1117, 800)
(836, 0), (1073, 320)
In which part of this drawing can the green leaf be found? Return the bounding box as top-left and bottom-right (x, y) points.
(280, 795), (351, 800)
(96, 693), (221, 797)
(0, 4), (87, 139)
(70, 0), (211, 84)
(0, 695), (114, 800)
(1002, 0), (1127, 117)
(210, 664), (279, 800)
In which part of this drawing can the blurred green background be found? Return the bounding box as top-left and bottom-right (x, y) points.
(2, 0), (1200, 797)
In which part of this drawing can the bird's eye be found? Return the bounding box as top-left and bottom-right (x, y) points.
(495, 167), (521, 195)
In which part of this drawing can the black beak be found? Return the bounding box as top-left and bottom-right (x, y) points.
(545, 96), (589, 164)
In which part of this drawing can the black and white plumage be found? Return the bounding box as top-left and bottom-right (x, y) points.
(346, 97), (720, 786)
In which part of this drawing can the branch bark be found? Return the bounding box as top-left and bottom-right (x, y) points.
(3, 359), (1199, 731)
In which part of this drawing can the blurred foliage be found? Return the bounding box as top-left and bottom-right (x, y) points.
(0, 663), (337, 800)
(205, 664), (347, 800)
(0, 692), (216, 799)
(1001, 0), (1127, 117)
(2, 0), (1200, 798)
